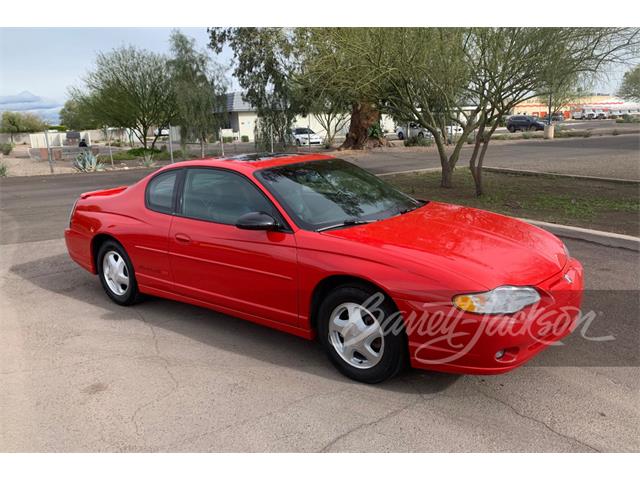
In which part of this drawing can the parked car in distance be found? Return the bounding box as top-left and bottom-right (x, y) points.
(396, 123), (462, 140)
(395, 122), (432, 140)
(154, 127), (170, 136)
(550, 112), (565, 122)
(506, 115), (546, 132)
(289, 127), (323, 146)
(65, 153), (583, 384)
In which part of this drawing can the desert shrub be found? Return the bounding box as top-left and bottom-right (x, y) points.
(0, 162), (7, 177)
(612, 129), (619, 136)
(222, 136), (233, 144)
(127, 147), (160, 157)
(0, 143), (13, 155)
(241, 135), (249, 143)
(404, 135), (433, 147)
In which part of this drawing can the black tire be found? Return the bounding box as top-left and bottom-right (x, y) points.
(317, 283), (407, 383)
(96, 239), (140, 306)
(507, 125), (515, 133)
(418, 132), (424, 138)
(295, 139), (301, 146)
(397, 131), (404, 140)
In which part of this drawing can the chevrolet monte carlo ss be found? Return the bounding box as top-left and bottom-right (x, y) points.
(65, 153), (584, 383)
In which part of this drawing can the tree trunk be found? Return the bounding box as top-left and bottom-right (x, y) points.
(441, 163), (453, 188)
(200, 137), (205, 158)
(338, 102), (379, 150)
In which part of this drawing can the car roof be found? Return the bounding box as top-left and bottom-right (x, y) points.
(155, 152), (336, 176)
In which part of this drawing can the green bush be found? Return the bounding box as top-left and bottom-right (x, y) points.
(521, 132), (533, 139)
(241, 135), (249, 143)
(0, 162), (7, 177)
(491, 134), (508, 141)
(368, 122), (383, 139)
(404, 135), (433, 147)
(222, 136), (234, 144)
(612, 129), (619, 136)
(0, 143), (13, 155)
(128, 147), (160, 157)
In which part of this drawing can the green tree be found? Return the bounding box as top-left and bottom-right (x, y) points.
(618, 65), (640, 101)
(71, 46), (176, 152)
(0, 111), (47, 142)
(169, 30), (227, 158)
(209, 28), (300, 148)
(59, 98), (100, 131)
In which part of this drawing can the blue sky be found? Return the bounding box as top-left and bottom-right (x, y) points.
(0, 28), (233, 123)
(0, 27), (630, 124)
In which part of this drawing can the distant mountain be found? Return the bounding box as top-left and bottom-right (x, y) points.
(0, 91), (62, 124)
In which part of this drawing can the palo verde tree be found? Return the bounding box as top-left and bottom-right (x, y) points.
(0, 111), (47, 142)
(465, 27), (640, 196)
(71, 46), (176, 153)
(208, 28), (301, 148)
(169, 30), (228, 158)
(618, 64), (640, 101)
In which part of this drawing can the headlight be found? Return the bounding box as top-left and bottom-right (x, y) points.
(453, 286), (540, 314)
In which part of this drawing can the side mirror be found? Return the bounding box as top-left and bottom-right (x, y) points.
(236, 212), (279, 231)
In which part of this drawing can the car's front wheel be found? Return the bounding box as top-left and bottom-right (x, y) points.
(318, 284), (406, 383)
(397, 131), (404, 140)
(507, 125), (515, 133)
(97, 240), (140, 306)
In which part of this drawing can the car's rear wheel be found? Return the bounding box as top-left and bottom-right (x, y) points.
(418, 132), (424, 138)
(397, 131), (404, 140)
(318, 284), (406, 383)
(97, 240), (140, 306)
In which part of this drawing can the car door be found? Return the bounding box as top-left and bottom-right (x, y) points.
(168, 167), (299, 327)
(131, 169), (180, 291)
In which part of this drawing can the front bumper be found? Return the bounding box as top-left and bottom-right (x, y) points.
(397, 258), (584, 375)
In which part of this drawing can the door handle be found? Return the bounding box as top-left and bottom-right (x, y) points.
(174, 233), (191, 244)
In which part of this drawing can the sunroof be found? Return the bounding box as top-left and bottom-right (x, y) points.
(225, 152), (301, 162)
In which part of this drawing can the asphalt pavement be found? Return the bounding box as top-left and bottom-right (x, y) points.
(0, 135), (639, 451)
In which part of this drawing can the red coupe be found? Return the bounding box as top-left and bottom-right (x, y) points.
(65, 153), (584, 383)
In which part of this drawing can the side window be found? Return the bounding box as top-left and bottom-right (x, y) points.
(146, 170), (178, 214)
(181, 168), (277, 225)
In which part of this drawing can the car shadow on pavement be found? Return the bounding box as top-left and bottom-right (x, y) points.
(10, 252), (460, 395)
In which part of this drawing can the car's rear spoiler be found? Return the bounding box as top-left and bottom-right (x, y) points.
(80, 186), (128, 199)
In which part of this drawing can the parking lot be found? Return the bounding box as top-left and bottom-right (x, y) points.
(1, 137), (639, 452)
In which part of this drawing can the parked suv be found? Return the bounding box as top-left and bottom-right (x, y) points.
(506, 115), (546, 132)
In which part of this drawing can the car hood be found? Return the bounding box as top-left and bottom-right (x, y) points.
(323, 202), (567, 289)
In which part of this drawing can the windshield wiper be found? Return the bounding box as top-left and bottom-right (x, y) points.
(316, 219), (376, 232)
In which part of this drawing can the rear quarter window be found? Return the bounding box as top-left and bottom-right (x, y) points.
(146, 170), (178, 214)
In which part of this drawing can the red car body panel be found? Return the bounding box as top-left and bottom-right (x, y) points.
(65, 154), (584, 374)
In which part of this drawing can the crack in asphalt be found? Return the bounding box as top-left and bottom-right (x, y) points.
(319, 399), (422, 452)
(161, 385), (354, 451)
(472, 386), (601, 452)
(129, 309), (180, 437)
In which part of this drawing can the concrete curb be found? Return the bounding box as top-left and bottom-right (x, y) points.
(377, 167), (441, 177)
(482, 166), (640, 184)
(519, 217), (640, 251)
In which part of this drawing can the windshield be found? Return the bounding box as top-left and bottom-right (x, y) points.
(255, 159), (422, 231)
(294, 128), (315, 135)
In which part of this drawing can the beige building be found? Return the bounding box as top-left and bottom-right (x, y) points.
(512, 93), (625, 118)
